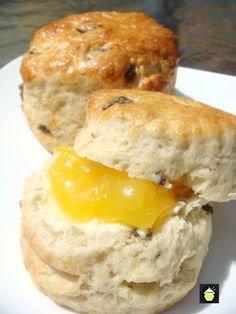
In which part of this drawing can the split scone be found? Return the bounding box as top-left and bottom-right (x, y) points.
(21, 90), (236, 314)
(20, 11), (178, 151)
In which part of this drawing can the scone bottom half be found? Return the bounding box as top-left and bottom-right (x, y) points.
(21, 146), (212, 314)
(20, 89), (236, 313)
(20, 11), (179, 151)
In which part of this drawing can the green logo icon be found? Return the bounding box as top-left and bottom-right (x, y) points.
(200, 284), (219, 303)
(204, 287), (215, 302)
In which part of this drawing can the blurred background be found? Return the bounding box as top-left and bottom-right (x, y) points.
(0, 0), (235, 74)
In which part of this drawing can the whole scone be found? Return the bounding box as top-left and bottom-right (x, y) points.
(20, 11), (178, 151)
(21, 90), (236, 313)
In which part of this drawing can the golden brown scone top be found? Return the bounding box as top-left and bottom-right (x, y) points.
(21, 11), (178, 87)
(86, 89), (236, 139)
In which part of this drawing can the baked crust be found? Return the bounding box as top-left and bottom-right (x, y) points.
(74, 89), (236, 201)
(20, 12), (178, 151)
(20, 12), (178, 86)
(85, 89), (236, 137)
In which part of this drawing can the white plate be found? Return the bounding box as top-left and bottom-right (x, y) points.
(0, 57), (236, 314)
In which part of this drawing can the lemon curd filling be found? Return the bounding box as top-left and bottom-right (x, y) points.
(48, 147), (179, 229)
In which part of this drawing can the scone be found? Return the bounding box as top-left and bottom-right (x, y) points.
(21, 90), (236, 313)
(20, 11), (178, 151)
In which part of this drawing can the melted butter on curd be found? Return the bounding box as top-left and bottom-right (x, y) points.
(48, 147), (179, 229)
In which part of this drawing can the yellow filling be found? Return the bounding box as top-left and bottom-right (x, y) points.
(48, 147), (178, 229)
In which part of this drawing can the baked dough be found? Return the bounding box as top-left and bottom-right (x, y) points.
(21, 172), (212, 314)
(74, 89), (236, 202)
(20, 12), (178, 151)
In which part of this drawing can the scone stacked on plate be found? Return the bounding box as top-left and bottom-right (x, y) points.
(20, 12), (178, 151)
(21, 90), (236, 314)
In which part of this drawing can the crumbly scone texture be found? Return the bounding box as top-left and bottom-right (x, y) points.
(74, 89), (236, 202)
(20, 11), (178, 151)
(21, 172), (212, 314)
